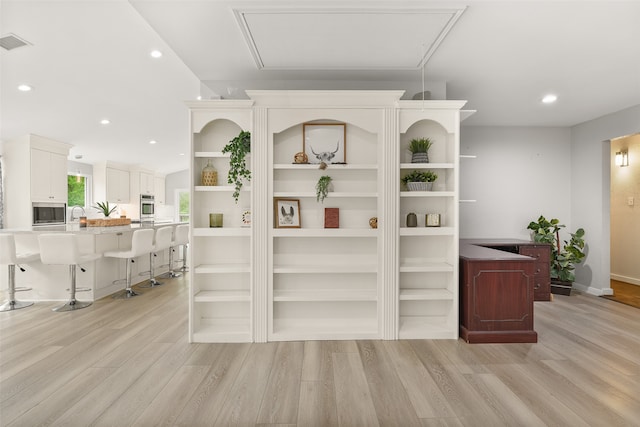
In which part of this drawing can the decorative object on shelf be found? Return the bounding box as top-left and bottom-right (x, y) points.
(401, 170), (437, 191)
(209, 213), (223, 228)
(527, 215), (586, 295)
(93, 201), (117, 217)
(406, 212), (417, 227)
(222, 130), (251, 203)
(303, 123), (346, 166)
(426, 213), (441, 227)
(201, 159), (218, 186)
(241, 209), (251, 227)
(409, 137), (433, 163)
(274, 198), (301, 228)
(369, 217), (378, 229)
(79, 216), (87, 228)
(293, 152), (308, 164)
(315, 175), (333, 203)
(324, 208), (339, 228)
(87, 217), (132, 227)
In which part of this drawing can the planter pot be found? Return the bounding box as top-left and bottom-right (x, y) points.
(411, 152), (429, 163)
(551, 279), (573, 296)
(407, 182), (433, 191)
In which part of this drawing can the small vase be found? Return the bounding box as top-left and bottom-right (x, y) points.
(406, 213), (417, 227)
(201, 160), (218, 186)
(411, 152), (429, 163)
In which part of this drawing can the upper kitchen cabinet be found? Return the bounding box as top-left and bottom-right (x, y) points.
(139, 171), (154, 195)
(94, 162), (131, 205)
(154, 176), (166, 205)
(3, 134), (72, 228)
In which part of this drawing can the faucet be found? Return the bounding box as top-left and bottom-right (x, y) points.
(70, 206), (85, 222)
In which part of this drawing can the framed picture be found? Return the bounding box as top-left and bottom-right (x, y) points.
(274, 198), (301, 228)
(303, 123), (346, 164)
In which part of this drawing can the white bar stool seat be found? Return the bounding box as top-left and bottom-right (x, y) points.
(38, 234), (102, 312)
(173, 224), (189, 273)
(140, 226), (173, 288)
(103, 228), (154, 298)
(0, 234), (39, 312)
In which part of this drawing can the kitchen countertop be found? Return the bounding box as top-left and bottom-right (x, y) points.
(2, 221), (187, 235)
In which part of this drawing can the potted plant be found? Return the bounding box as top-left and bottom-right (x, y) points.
(316, 175), (333, 202)
(222, 130), (251, 203)
(94, 201), (117, 217)
(409, 137), (433, 163)
(401, 170), (437, 191)
(527, 215), (586, 295)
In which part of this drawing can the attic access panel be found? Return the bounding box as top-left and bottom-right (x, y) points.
(234, 7), (465, 70)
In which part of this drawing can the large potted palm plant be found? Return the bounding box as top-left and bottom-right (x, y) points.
(527, 215), (586, 295)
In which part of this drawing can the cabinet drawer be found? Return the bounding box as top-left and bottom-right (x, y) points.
(519, 246), (550, 261)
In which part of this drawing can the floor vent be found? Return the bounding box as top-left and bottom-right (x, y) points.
(0, 33), (31, 51)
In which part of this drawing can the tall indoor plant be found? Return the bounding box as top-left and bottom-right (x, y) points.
(222, 130), (251, 203)
(527, 215), (586, 295)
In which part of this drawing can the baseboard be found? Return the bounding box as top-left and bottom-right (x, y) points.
(572, 282), (613, 296)
(610, 274), (640, 286)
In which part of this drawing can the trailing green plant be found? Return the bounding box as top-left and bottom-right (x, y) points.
(222, 130), (251, 203)
(93, 201), (117, 217)
(408, 137), (433, 153)
(316, 175), (333, 202)
(527, 215), (586, 283)
(401, 170), (437, 184)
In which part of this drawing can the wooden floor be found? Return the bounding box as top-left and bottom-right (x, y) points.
(603, 279), (640, 309)
(2, 276), (640, 427)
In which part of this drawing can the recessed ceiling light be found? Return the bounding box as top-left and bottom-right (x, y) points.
(542, 94), (557, 104)
(17, 84), (32, 91)
(150, 50), (162, 58)
(149, 140), (157, 145)
(100, 119), (110, 125)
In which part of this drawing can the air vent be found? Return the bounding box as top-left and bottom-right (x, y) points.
(0, 33), (31, 51)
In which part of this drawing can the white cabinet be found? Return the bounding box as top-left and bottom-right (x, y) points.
(154, 176), (166, 204)
(140, 172), (154, 195)
(106, 167), (130, 203)
(187, 91), (466, 343)
(30, 148), (68, 202)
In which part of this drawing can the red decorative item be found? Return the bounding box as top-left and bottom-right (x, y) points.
(324, 208), (339, 228)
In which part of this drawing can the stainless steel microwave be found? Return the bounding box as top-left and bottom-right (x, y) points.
(33, 202), (66, 226)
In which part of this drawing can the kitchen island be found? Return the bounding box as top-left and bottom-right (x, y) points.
(1, 221), (187, 301)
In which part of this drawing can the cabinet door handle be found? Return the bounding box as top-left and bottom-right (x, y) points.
(534, 283), (541, 290)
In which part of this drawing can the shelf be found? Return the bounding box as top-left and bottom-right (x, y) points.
(399, 227), (454, 236)
(274, 289), (377, 302)
(193, 227), (251, 237)
(400, 191), (454, 198)
(271, 318), (379, 341)
(399, 289), (454, 301)
(195, 185), (252, 192)
(398, 316), (456, 340)
(399, 261), (453, 273)
(194, 263), (250, 273)
(273, 191), (378, 198)
(194, 151), (230, 158)
(273, 228), (377, 237)
(195, 290), (251, 302)
(400, 163), (454, 169)
(192, 318), (251, 343)
(273, 264), (377, 274)
(274, 163), (377, 170)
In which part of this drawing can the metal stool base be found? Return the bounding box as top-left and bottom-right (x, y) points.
(112, 289), (141, 299)
(139, 278), (163, 288)
(53, 300), (92, 312)
(0, 300), (34, 312)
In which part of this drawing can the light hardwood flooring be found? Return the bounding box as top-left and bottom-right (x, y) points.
(1, 275), (640, 426)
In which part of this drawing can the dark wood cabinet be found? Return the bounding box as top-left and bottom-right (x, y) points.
(518, 244), (551, 301)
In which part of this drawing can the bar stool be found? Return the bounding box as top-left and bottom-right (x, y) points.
(104, 228), (154, 298)
(173, 224), (189, 273)
(0, 234), (39, 312)
(38, 234), (102, 312)
(140, 226), (173, 287)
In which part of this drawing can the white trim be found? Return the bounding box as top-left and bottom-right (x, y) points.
(610, 274), (640, 286)
(572, 282), (614, 296)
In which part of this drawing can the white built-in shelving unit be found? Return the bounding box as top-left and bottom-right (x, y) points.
(187, 91), (466, 343)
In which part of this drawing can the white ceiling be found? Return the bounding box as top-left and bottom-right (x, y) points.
(1, 0), (639, 175)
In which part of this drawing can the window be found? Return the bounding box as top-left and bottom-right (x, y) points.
(68, 174), (87, 207)
(176, 189), (189, 223)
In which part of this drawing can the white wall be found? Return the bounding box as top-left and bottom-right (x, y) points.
(165, 169), (189, 220)
(459, 126), (571, 239)
(571, 104), (640, 295)
(610, 134), (640, 286)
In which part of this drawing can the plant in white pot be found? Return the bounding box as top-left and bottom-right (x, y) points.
(401, 170), (437, 191)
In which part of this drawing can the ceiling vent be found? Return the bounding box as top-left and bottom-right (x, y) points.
(0, 33), (31, 51)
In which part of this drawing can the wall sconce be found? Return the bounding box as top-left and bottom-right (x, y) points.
(615, 150), (629, 167)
